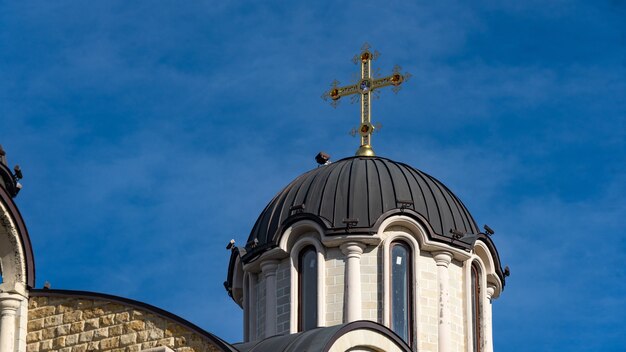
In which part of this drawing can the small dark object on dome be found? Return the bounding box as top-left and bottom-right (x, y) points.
(315, 152), (331, 165)
(226, 239), (235, 250)
(484, 224), (495, 235)
(397, 199), (414, 209)
(450, 228), (464, 239)
(504, 266), (510, 277)
(342, 218), (359, 227)
(289, 203), (305, 214)
(14, 165), (22, 179)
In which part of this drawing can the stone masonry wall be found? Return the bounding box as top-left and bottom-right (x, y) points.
(449, 260), (466, 352)
(417, 251), (438, 352)
(275, 259), (290, 335)
(324, 247), (344, 326)
(26, 295), (222, 352)
(360, 246), (381, 323)
(255, 275), (265, 339)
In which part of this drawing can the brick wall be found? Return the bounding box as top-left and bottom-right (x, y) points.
(26, 294), (223, 352)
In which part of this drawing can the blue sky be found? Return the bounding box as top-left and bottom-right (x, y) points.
(1, 1), (625, 350)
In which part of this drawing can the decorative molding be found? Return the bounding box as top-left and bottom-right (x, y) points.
(433, 251), (453, 268)
(340, 241), (365, 257)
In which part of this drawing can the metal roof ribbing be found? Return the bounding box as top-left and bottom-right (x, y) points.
(245, 156), (479, 255)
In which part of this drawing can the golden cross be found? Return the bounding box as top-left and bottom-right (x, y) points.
(323, 43), (410, 156)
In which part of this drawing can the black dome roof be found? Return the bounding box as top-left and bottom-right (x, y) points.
(243, 156), (479, 260)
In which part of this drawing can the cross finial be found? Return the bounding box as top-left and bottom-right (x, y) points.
(323, 43), (410, 156)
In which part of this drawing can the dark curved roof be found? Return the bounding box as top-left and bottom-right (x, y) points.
(234, 320), (411, 352)
(244, 156), (478, 260)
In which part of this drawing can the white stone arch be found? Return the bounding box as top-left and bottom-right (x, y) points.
(278, 219), (326, 252)
(0, 206), (27, 291)
(327, 329), (407, 352)
(473, 240), (503, 298)
(0, 193), (31, 352)
(377, 215), (430, 249)
(287, 229), (326, 333)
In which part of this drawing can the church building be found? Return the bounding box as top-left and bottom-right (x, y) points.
(0, 45), (507, 352)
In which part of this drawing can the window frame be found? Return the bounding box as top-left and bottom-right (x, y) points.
(288, 234), (326, 334)
(297, 245), (318, 332)
(388, 240), (413, 345)
(470, 261), (483, 352)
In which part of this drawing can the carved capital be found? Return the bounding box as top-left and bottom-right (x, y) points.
(0, 294), (21, 316)
(260, 260), (279, 278)
(340, 241), (365, 259)
(433, 251), (453, 267)
(486, 284), (496, 300)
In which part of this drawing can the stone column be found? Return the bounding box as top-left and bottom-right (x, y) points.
(0, 294), (22, 352)
(260, 260), (279, 337)
(340, 242), (365, 322)
(434, 251), (453, 352)
(484, 285), (496, 352)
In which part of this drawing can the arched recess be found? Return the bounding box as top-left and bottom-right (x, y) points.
(473, 241), (503, 298)
(466, 241), (503, 352)
(464, 255), (490, 352)
(288, 231), (326, 333)
(0, 187), (34, 292)
(380, 223), (421, 348)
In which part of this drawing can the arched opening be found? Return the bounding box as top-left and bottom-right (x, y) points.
(471, 262), (482, 352)
(389, 241), (412, 344)
(298, 245), (317, 331)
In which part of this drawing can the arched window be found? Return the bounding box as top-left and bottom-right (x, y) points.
(298, 246), (317, 331)
(390, 241), (412, 343)
(471, 262), (482, 352)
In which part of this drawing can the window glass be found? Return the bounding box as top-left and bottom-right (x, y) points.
(299, 247), (318, 331)
(390, 242), (411, 343)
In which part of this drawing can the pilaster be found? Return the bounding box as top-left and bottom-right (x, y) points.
(260, 260), (279, 337)
(484, 284), (496, 352)
(340, 241), (365, 322)
(433, 251), (453, 352)
(0, 293), (22, 352)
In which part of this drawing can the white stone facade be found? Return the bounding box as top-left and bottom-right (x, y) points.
(235, 216), (504, 351)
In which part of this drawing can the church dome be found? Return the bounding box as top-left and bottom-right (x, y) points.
(242, 156), (479, 261)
